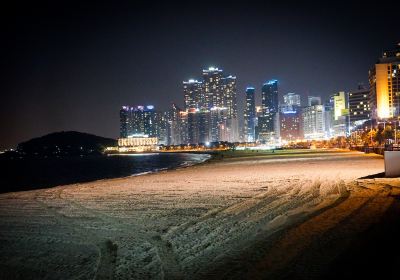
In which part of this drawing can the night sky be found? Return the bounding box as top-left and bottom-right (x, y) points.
(2, 0), (399, 149)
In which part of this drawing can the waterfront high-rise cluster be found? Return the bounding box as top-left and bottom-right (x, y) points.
(171, 67), (239, 145)
(119, 43), (400, 145)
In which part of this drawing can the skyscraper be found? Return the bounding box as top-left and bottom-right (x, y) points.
(369, 43), (400, 119)
(259, 80), (279, 141)
(244, 87), (256, 142)
(119, 106), (130, 138)
(183, 79), (203, 111)
(202, 67), (224, 108)
(221, 75), (239, 142)
(119, 105), (158, 138)
(166, 103), (183, 145)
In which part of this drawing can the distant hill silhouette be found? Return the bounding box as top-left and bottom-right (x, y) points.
(14, 131), (117, 157)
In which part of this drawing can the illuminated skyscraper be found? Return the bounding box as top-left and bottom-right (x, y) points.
(119, 105), (157, 138)
(183, 79), (203, 110)
(244, 87), (256, 142)
(120, 106), (130, 138)
(202, 67), (224, 108)
(166, 103), (183, 145)
(259, 80), (279, 141)
(369, 43), (400, 119)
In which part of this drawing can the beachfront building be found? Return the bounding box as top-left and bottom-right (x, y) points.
(302, 105), (325, 140)
(258, 80), (279, 142)
(119, 105), (158, 138)
(244, 87), (256, 142)
(183, 79), (203, 111)
(118, 135), (158, 152)
(369, 43), (400, 119)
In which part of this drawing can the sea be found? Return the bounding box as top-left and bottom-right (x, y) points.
(0, 153), (211, 193)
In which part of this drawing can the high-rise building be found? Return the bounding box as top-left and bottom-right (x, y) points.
(369, 43), (400, 119)
(166, 103), (184, 145)
(119, 105), (157, 138)
(221, 75), (239, 142)
(120, 106), (130, 138)
(302, 105), (325, 139)
(202, 67), (224, 108)
(308, 96), (322, 106)
(259, 80), (279, 141)
(349, 84), (370, 129)
(244, 87), (256, 142)
(283, 92), (301, 107)
(183, 79), (203, 111)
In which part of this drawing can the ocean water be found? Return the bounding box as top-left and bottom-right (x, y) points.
(0, 153), (211, 193)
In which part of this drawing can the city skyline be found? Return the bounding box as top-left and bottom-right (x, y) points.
(2, 0), (399, 148)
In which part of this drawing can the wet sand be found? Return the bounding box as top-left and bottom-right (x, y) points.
(0, 150), (398, 279)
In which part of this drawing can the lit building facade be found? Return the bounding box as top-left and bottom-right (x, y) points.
(119, 105), (158, 138)
(280, 109), (302, 141)
(166, 103), (184, 145)
(302, 105), (325, 139)
(259, 80), (279, 141)
(244, 87), (256, 142)
(369, 43), (400, 119)
(332, 91), (349, 137)
(118, 135), (158, 152)
(183, 79), (203, 110)
(349, 85), (370, 128)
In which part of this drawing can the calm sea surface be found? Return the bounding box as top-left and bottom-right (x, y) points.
(0, 153), (211, 193)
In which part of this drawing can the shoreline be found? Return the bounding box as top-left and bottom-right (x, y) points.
(0, 152), (211, 194)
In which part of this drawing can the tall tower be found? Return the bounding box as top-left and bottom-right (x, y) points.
(202, 67), (224, 108)
(183, 79), (203, 111)
(369, 43), (400, 119)
(244, 87), (256, 142)
(119, 106), (130, 138)
(221, 75), (238, 142)
(259, 80), (279, 141)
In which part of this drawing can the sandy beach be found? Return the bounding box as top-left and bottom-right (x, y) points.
(1, 150), (399, 279)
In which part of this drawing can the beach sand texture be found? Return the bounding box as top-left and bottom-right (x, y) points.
(1, 150), (399, 279)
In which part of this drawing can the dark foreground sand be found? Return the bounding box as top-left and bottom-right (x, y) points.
(0, 150), (399, 279)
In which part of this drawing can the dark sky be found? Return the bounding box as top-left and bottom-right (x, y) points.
(1, 0), (399, 148)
